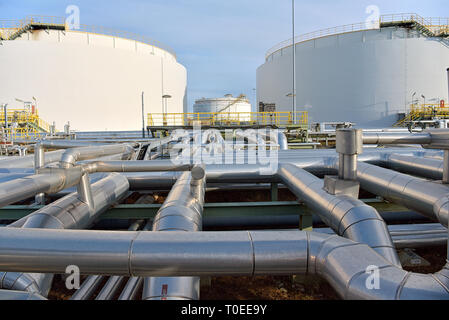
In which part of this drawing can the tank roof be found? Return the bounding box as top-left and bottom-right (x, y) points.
(265, 13), (449, 60)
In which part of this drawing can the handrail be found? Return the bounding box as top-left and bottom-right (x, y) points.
(266, 13), (449, 60)
(0, 15), (176, 58)
(147, 111), (308, 127)
(0, 108), (52, 133)
(393, 102), (449, 127)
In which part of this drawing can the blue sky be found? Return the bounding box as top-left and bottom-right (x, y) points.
(1, 0), (447, 110)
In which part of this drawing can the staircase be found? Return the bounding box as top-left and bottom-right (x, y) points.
(381, 14), (449, 48)
(393, 110), (421, 127)
(1, 16), (66, 41)
(7, 23), (33, 40)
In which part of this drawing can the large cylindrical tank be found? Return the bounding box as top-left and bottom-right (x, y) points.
(257, 20), (449, 128)
(193, 94), (252, 122)
(0, 26), (187, 131)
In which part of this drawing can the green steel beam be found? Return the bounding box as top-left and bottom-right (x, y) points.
(0, 202), (311, 221)
(0, 199), (407, 221)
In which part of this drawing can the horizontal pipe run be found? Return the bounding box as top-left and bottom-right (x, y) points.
(0, 228), (447, 299)
(363, 132), (432, 145)
(385, 154), (443, 180)
(71, 220), (143, 301)
(0, 167), (85, 209)
(81, 160), (196, 174)
(316, 223), (448, 249)
(0, 150), (65, 169)
(60, 144), (135, 168)
(357, 162), (449, 227)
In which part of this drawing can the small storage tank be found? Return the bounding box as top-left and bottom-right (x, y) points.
(193, 94), (252, 122)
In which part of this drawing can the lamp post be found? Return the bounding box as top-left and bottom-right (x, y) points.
(2, 104), (7, 135)
(162, 94), (172, 126)
(291, 0), (296, 123)
(252, 88), (256, 112)
(286, 93), (296, 124)
(141, 92), (145, 138)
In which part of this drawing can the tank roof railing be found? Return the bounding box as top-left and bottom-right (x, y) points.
(0, 15), (176, 58)
(265, 13), (449, 60)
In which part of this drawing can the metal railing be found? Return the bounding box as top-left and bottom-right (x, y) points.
(147, 111), (308, 128)
(0, 15), (66, 39)
(0, 15), (176, 58)
(0, 108), (52, 133)
(266, 13), (449, 60)
(393, 103), (449, 127)
(1, 127), (47, 141)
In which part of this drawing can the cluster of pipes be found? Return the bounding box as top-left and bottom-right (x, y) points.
(1, 57), (449, 297)
(0, 127), (447, 300)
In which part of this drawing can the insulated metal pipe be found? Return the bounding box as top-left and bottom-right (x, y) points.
(278, 163), (401, 266)
(69, 275), (104, 300)
(77, 173), (94, 211)
(81, 160), (195, 174)
(0, 167), (84, 209)
(118, 277), (143, 300)
(278, 132), (289, 150)
(0, 289), (47, 300)
(60, 144), (135, 168)
(9, 173), (129, 230)
(336, 129), (363, 181)
(316, 223), (448, 249)
(98, 220), (145, 300)
(385, 153), (443, 180)
(0, 173), (129, 295)
(444, 150), (449, 184)
(363, 132), (432, 145)
(357, 162), (449, 227)
(0, 228), (448, 299)
(71, 220), (143, 301)
(34, 142), (45, 205)
(0, 150), (65, 169)
(95, 276), (125, 300)
(143, 165), (206, 301)
(40, 140), (121, 149)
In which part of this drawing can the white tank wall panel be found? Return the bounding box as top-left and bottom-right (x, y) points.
(0, 29), (185, 131)
(257, 27), (449, 128)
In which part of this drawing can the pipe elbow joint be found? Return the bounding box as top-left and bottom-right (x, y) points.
(60, 150), (79, 168)
(433, 197), (449, 227)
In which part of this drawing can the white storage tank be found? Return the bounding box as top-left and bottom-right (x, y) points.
(257, 14), (449, 128)
(193, 94), (252, 122)
(0, 17), (187, 131)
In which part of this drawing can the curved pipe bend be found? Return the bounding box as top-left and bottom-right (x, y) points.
(60, 144), (135, 168)
(277, 163), (400, 266)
